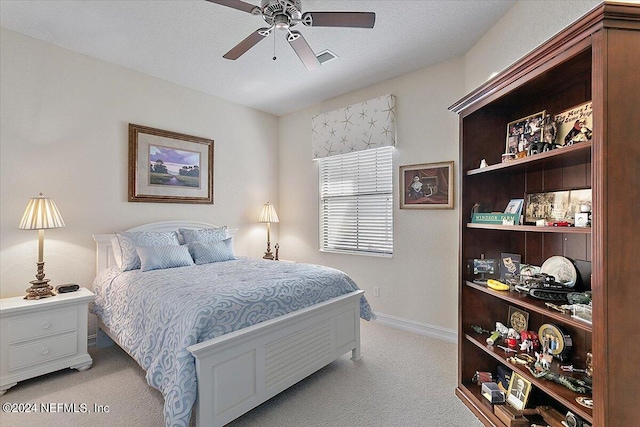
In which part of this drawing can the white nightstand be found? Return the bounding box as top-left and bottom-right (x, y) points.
(0, 288), (94, 395)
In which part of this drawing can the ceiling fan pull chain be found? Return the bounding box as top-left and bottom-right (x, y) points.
(273, 30), (277, 61)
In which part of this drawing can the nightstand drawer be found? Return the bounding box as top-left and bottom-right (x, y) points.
(8, 332), (78, 371)
(8, 309), (77, 343)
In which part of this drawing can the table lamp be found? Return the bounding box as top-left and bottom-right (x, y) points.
(18, 193), (66, 299)
(259, 202), (279, 260)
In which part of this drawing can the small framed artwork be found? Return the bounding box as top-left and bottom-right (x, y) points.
(504, 198), (524, 224)
(524, 188), (591, 224)
(554, 101), (593, 146)
(506, 111), (545, 157)
(506, 372), (532, 410)
(500, 253), (521, 283)
(508, 306), (529, 333)
(128, 124), (214, 204)
(400, 161), (454, 209)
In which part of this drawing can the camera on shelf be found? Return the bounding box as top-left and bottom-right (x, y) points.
(563, 410), (590, 427)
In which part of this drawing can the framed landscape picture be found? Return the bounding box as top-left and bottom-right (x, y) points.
(128, 124), (214, 204)
(399, 161), (454, 209)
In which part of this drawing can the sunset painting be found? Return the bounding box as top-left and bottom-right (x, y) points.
(148, 145), (201, 188)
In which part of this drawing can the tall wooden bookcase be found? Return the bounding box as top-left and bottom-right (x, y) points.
(449, 3), (639, 426)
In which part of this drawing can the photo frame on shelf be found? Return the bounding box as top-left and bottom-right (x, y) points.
(504, 198), (524, 224)
(554, 101), (593, 147)
(399, 161), (454, 209)
(500, 253), (521, 283)
(524, 188), (592, 224)
(506, 372), (532, 411)
(505, 111), (545, 158)
(128, 123), (214, 204)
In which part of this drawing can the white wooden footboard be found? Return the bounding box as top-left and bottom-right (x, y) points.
(187, 290), (363, 427)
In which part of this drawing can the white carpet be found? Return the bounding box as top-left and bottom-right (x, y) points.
(0, 321), (482, 426)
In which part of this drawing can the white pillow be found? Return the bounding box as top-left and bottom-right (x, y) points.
(188, 238), (236, 265)
(112, 231), (180, 271)
(136, 245), (194, 272)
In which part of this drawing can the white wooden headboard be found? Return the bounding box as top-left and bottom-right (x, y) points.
(92, 221), (236, 274)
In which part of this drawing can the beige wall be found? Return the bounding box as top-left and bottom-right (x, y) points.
(464, 0), (601, 91)
(0, 29), (280, 298)
(279, 58), (465, 335)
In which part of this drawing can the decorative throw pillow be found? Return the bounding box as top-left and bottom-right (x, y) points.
(179, 226), (229, 244)
(112, 231), (180, 271)
(111, 235), (125, 270)
(188, 238), (236, 265)
(136, 245), (194, 272)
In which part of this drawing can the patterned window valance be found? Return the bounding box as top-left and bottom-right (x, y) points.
(312, 94), (396, 159)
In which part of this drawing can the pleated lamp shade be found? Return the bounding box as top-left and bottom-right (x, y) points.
(19, 193), (66, 230)
(259, 202), (279, 223)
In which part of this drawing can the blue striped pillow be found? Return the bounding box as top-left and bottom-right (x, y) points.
(136, 245), (194, 272)
(188, 238), (236, 265)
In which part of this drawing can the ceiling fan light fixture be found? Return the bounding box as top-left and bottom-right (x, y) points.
(274, 14), (290, 30)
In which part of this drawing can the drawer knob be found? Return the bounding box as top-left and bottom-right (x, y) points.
(42, 322), (50, 329)
(41, 347), (50, 355)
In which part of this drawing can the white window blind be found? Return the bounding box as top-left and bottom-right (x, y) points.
(319, 146), (393, 255)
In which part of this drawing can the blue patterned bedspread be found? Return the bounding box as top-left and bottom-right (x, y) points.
(91, 257), (373, 427)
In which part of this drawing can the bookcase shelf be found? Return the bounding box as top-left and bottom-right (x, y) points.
(465, 281), (592, 333)
(466, 142), (592, 176)
(466, 223), (591, 234)
(450, 3), (640, 426)
(465, 333), (593, 423)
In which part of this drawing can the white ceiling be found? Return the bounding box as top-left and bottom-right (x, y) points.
(0, 0), (516, 116)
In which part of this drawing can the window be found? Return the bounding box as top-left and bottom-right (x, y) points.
(319, 146), (393, 256)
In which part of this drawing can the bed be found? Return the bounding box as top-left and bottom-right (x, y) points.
(92, 221), (372, 427)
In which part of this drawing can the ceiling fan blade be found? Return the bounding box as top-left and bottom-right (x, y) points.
(205, 0), (260, 14)
(223, 28), (270, 60)
(287, 31), (320, 71)
(301, 12), (375, 28)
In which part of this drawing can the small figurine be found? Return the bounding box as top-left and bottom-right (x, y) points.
(495, 322), (509, 337)
(274, 243), (279, 261)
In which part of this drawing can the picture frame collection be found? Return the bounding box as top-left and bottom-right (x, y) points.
(504, 101), (592, 162)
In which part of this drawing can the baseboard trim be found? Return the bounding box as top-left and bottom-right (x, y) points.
(88, 333), (97, 348)
(373, 313), (457, 344)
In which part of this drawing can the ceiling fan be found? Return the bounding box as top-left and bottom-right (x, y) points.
(206, 0), (376, 70)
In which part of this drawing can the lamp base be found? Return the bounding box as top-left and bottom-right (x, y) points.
(25, 261), (55, 300)
(25, 280), (55, 300)
(263, 240), (275, 260)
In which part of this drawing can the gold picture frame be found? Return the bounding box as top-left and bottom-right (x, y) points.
(399, 161), (454, 209)
(505, 111), (545, 157)
(128, 124), (214, 204)
(506, 372), (532, 411)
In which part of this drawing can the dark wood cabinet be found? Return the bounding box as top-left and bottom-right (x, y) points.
(449, 3), (640, 426)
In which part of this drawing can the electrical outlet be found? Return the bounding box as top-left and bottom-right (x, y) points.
(373, 287), (380, 297)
